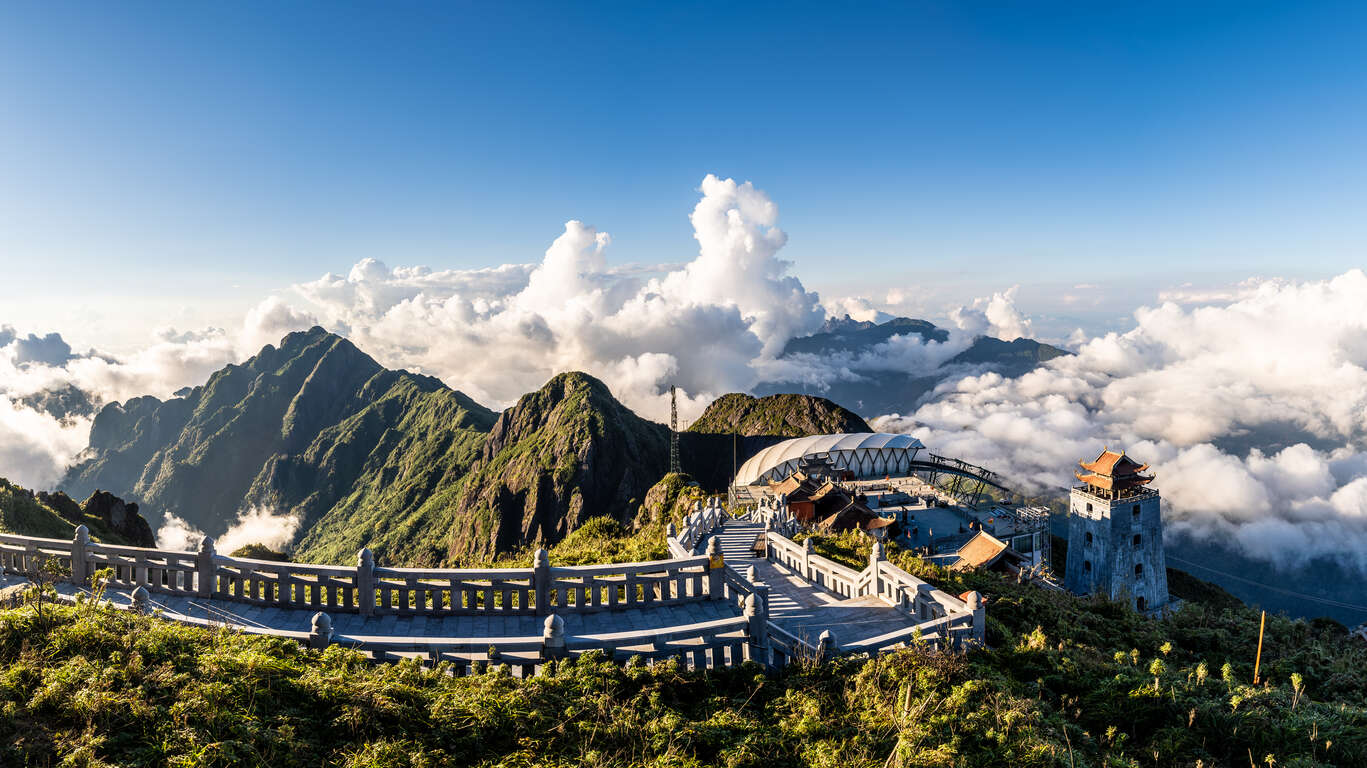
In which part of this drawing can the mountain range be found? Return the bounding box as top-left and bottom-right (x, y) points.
(757, 314), (1070, 415)
(55, 327), (899, 565)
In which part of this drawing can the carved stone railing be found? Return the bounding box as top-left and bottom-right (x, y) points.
(760, 530), (983, 649)
(0, 523), (728, 619)
(666, 497), (726, 556)
(752, 497), (799, 538)
(0, 494), (984, 670)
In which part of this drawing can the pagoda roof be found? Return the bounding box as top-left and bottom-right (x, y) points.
(1074, 471), (1155, 491)
(1079, 448), (1150, 477)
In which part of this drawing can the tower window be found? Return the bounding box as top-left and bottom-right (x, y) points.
(1134, 563), (1144, 578)
(1085, 532), (1093, 545)
(1137, 597), (1147, 611)
(1083, 560), (1091, 574)
(1133, 534), (1141, 548)
(1086, 503), (1093, 513)
(1132, 504), (1141, 518)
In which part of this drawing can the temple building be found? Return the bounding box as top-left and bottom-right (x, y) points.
(1064, 448), (1169, 612)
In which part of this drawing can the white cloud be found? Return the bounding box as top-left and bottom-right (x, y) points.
(287, 174), (824, 421)
(154, 506), (301, 554)
(155, 513), (202, 552)
(948, 285), (1033, 341)
(875, 270), (1367, 572)
(217, 506), (302, 554)
(0, 397), (91, 490)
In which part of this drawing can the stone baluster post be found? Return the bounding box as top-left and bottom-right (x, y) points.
(130, 585), (150, 613)
(966, 591), (985, 643)
(357, 548), (375, 617)
(816, 629), (833, 662)
(309, 611), (333, 649)
(196, 536), (216, 598)
(533, 548), (551, 615)
(542, 613), (566, 664)
(706, 536), (724, 600)
(743, 590), (769, 666)
(868, 540), (885, 599)
(916, 583), (936, 620)
(745, 564), (758, 584)
(802, 537), (813, 580)
(70, 525), (90, 587)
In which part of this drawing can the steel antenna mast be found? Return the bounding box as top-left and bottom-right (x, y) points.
(669, 385), (680, 475)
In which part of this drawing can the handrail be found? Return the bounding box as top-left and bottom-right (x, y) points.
(756, 528), (984, 648)
(13, 490), (982, 671)
(2, 501), (735, 619)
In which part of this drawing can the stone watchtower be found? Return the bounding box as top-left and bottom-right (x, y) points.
(1065, 448), (1169, 612)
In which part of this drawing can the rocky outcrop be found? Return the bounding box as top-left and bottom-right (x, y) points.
(80, 490), (155, 548)
(37, 489), (155, 547)
(637, 473), (707, 527)
(35, 490), (83, 522)
(2, 479), (154, 547)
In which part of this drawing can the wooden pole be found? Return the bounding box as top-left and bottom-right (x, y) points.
(1253, 610), (1266, 684)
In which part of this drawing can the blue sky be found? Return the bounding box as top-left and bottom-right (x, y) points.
(3, 1), (1366, 348)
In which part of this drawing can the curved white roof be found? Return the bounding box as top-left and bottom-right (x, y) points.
(734, 432), (925, 486)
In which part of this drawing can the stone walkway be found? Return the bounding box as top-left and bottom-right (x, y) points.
(705, 518), (921, 648)
(42, 517), (924, 653)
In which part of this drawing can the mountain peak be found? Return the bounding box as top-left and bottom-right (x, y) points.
(62, 329), (497, 554)
(453, 371), (668, 558)
(688, 392), (872, 437)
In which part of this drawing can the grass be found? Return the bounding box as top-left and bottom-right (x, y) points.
(3, 567), (1364, 768)
(5, 486), (1364, 766)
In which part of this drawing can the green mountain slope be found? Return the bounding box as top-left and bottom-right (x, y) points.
(62, 327), (497, 554)
(449, 372), (670, 559)
(687, 392), (872, 437)
(289, 380), (491, 566)
(53, 327), (897, 563)
(948, 335), (1071, 374)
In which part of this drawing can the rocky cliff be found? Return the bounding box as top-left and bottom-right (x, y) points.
(449, 372), (669, 559)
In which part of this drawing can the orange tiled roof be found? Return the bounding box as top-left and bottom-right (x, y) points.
(1079, 448), (1150, 477)
(1074, 471), (1154, 490)
(951, 532), (1008, 571)
(811, 481), (840, 501)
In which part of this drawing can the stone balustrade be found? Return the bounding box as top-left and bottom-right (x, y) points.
(1, 491), (983, 670)
(667, 497), (726, 556)
(750, 496), (800, 537)
(760, 530), (983, 649)
(0, 525), (725, 619)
